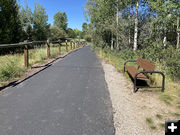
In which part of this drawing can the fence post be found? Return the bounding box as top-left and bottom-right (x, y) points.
(73, 41), (75, 49)
(58, 41), (61, 55)
(24, 44), (29, 68)
(47, 40), (50, 58)
(66, 40), (68, 52)
(70, 41), (72, 50)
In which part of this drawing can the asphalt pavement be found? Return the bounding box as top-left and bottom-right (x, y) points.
(0, 46), (115, 135)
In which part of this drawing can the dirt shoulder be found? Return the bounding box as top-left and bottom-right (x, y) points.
(101, 60), (175, 135)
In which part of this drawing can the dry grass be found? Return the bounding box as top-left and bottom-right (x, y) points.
(0, 44), (67, 84)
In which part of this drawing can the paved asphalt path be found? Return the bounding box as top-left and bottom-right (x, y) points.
(0, 46), (115, 135)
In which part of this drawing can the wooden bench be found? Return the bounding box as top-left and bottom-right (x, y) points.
(124, 57), (165, 93)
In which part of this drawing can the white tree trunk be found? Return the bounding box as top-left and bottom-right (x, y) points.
(128, 6), (131, 46)
(177, 17), (179, 49)
(133, 0), (139, 51)
(116, 0), (119, 50)
(177, 32), (180, 49)
(111, 37), (114, 51)
(163, 36), (167, 47)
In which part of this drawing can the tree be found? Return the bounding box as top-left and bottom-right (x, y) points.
(133, 0), (139, 51)
(32, 3), (49, 40)
(53, 11), (68, 31)
(49, 26), (66, 40)
(84, 0), (179, 51)
(74, 29), (83, 39)
(0, 0), (22, 44)
(85, 0), (117, 48)
(149, 0), (179, 48)
(82, 22), (88, 33)
(177, 16), (179, 49)
(67, 28), (76, 38)
(82, 22), (88, 38)
(19, 3), (33, 41)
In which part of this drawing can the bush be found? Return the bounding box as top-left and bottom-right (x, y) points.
(0, 56), (24, 81)
(99, 44), (180, 81)
(49, 26), (67, 40)
(84, 34), (92, 42)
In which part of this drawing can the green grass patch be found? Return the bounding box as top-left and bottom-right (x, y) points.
(173, 113), (180, 117)
(160, 94), (173, 105)
(156, 114), (163, 119)
(150, 125), (157, 130)
(146, 117), (153, 124)
(146, 117), (157, 130)
(159, 123), (165, 128)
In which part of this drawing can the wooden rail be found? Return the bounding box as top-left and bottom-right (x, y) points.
(0, 39), (87, 67)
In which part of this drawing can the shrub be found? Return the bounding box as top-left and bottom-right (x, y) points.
(0, 55), (24, 81)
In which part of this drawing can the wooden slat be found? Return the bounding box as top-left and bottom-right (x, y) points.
(125, 65), (148, 80)
(136, 57), (155, 71)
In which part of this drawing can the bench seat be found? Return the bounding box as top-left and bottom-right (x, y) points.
(125, 65), (148, 80)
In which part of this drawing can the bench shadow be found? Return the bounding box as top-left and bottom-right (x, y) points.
(127, 72), (149, 87)
(127, 73), (162, 93)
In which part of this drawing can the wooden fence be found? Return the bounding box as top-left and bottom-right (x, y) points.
(0, 39), (87, 67)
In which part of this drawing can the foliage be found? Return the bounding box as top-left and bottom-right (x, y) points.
(19, 2), (33, 41)
(85, 0), (180, 81)
(53, 11), (68, 31)
(49, 26), (66, 40)
(32, 3), (50, 41)
(84, 34), (92, 42)
(0, 0), (22, 44)
(0, 55), (24, 81)
(67, 28), (76, 38)
(74, 29), (82, 39)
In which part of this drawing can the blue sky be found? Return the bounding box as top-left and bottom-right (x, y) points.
(18, 0), (88, 30)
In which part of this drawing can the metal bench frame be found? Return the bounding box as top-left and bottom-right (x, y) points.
(124, 60), (165, 93)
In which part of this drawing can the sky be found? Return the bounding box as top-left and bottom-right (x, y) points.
(18, 0), (88, 30)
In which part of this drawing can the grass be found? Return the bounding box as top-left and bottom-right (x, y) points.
(94, 46), (180, 130)
(173, 113), (180, 117)
(0, 44), (69, 85)
(159, 123), (165, 128)
(146, 117), (157, 130)
(146, 117), (153, 124)
(156, 114), (163, 119)
(0, 54), (25, 83)
(94, 46), (180, 112)
(176, 102), (180, 109)
(159, 94), (173, 105)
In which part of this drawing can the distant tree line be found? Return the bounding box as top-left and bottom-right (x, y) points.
(0, 0), (82, 44)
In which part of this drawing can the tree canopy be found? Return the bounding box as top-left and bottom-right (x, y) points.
(0, 0), (22, 44)
(84, 0), (180, 50)
(53, 11), (68, 31)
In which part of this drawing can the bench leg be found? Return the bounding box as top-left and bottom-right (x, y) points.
(134, 87), (138, 93)
(134, 77), (138, 93)
(162, 73), (165, 92)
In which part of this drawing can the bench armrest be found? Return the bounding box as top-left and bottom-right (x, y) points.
(134, 71), (165, 92)
(124, 60), (137, 72)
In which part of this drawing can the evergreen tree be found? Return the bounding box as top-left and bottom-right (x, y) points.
(0, 0), (22, 44)
(19, 3), (33, 41)
(32, 3), (50, 40)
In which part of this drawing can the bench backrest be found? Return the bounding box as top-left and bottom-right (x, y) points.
(136, 57), (155, 71)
